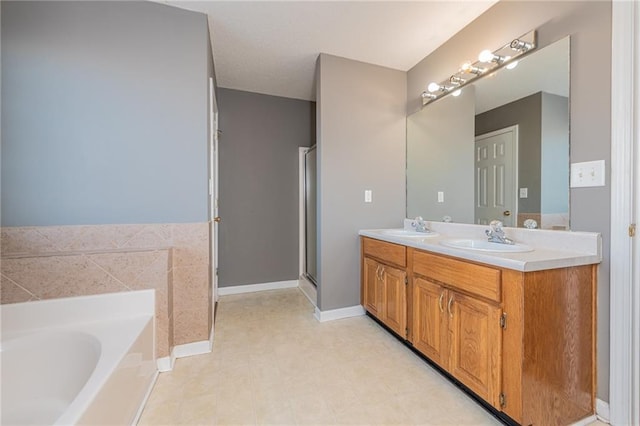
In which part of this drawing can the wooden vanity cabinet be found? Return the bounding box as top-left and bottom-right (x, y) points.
(412, 277), (448, 368)
(448, 290), (503, 408)
(380, 265), (407, 336)
(361, 238), (408, 338)
(361, 237), (408, 338)
(412, 250), (503, 408)
(360, 236), (596, 426)
(363, 257), (381, 315)
(500, 267), (596, 426)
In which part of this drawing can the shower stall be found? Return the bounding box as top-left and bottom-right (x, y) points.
(303, 146), (317, 285)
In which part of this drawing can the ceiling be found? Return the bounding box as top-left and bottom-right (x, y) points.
(165, 1), (498, 101)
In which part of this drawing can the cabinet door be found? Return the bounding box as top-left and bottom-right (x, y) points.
(363, 257), (381, 315)
(448, 292), (502, 408)
(381, 265), (407, 337)
(412, 277), (448, 369)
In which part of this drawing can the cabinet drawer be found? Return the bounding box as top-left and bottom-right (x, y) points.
(362, 237), (406, 268)
(413, 250), (501, 302)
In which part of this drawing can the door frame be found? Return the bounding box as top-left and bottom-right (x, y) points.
(609, 0), (639, 423)
(208, 77), (220, 322)
(474, 125), (519, 227)
(298, 147), (308, 278)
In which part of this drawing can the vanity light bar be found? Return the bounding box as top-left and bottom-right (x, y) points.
(421, 30), (537, 106)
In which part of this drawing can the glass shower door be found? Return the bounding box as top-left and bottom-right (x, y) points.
(304, 146), (317, 285)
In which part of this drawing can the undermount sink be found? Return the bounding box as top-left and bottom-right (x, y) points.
(440, 239), (534, 253)
(379, 229), (439, 238)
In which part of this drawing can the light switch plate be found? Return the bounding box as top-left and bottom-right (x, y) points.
(571, 160), (606, 188)
(437, 191), (444, 203)
(364, 190), (372, 203)
(519, 188), (528, 198)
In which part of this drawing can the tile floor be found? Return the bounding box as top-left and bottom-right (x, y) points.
(138, 288), (605, 426)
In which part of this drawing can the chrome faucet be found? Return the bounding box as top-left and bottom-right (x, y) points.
(411, 216), (430, 233)
(485, 220), (514, 244)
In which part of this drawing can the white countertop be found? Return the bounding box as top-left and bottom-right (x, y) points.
(359, 220), (602, 272)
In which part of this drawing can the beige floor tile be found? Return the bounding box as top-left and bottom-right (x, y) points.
(138, 288), (507, 426)
(253, 387), (295, 425)
(177, 394), (217, 425)
(213, 389), (255, 426)
(289, 393), (337, 425)
(138, 400), (182, 426)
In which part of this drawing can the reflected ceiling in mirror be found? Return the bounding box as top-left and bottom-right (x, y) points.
(407, 36), (570, 230)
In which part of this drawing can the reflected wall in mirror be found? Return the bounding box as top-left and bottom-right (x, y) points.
(407, 37), (570, 230)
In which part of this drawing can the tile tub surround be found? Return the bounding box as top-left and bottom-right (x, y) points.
(358, 220), (602, 272)
(0, 223), (211, 357)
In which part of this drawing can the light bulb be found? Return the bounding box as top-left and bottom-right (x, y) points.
(478, 49), (495, 63)
(452, 89), (462, 97)
(450, 75), (465, 85)
(506, 59), (518, 70)
(510, 39), (533, 52)
(421, 91), (436, 100)
(461, 62), (485, 75)
(427, 82), (441, 93)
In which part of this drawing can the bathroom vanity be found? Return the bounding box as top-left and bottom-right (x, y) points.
(360, 222), (601, 426)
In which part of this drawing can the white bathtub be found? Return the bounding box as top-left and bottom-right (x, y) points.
(1, 290), (157, 425)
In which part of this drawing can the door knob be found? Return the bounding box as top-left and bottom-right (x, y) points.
(214, 217), (222, 223)
(503, 210), (511, 216)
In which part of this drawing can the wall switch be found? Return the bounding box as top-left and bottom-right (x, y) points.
(437, 191), (444, 203)
(364, 190), (372, 203)
(571, 160), (605, 188)
(519, 188), (528, 198)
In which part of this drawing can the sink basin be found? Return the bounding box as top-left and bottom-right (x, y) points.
(440, 239), (533, 253)
(379, 229), (439, 238)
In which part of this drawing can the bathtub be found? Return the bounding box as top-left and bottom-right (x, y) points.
(1, 290), (157, 425)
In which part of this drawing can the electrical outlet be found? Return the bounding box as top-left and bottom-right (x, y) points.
(519, 188), (528, 198)
(571, 160), (605, 188)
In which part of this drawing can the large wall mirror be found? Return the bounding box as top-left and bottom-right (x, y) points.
(407, 36), (570, 230)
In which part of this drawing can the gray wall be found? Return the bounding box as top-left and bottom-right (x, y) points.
(217, 88), (314, 287)
(1, 1), (209, 226)
(476, 93), (543, 214)
(317, 54), (406, 311)
(541, 93), (570, 214)
(408, 0), (611, 400)
(407, 86), (475, 223)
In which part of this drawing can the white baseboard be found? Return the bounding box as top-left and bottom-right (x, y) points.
(156, 356), (172, 372)
(569, 415), (597, 426)
(314, 304), (365, 322)
(133, 370), (159, 425)
(218, 280), (298, 296)
(567, 399), (610, 425)
(596, 398), (610, 423)
(156, 339), (212, 372)
(173, 339), (211, 358)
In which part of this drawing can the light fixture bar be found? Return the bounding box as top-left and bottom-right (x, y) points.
(421, 29), (536, 106)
